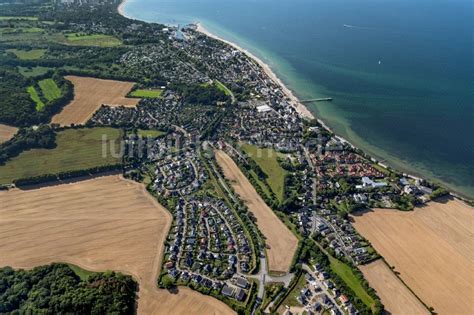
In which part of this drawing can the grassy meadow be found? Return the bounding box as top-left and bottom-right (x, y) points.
(0, 127), (122, 184)
(240, 143), (288, 202)
(328, 256), (376, 309)
(26, 86), (45, 111)
(7, 48), (45, 59)
(38, 78), (61, 101)
(0, 16), (38, 21)
(136, 129), (166, 138)
(129, 89), (163, 98)
(64, 33), (122, 47)
(18, 66), (51, 77)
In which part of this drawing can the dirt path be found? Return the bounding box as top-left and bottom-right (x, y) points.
(0, 175), (234, 315)
(215, 150), (298, 274)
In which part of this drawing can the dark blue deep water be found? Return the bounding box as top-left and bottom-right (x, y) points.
(123, 0), (474, 198)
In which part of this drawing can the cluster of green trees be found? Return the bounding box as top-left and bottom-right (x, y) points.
(0, 69), (39, 126)
(0, 263), (137, 314)
(13, 163), (122, 186)
(0, 68), (73, 127)
(172, 83), (230, 105)
(0, 125), (56, 165)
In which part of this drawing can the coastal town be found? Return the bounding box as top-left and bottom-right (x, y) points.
(0, 0), (470, 314)
(86, 5), (445, 312)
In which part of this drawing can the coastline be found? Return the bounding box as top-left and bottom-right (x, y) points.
(115, 2), (472, 203)
(117, 0), (132, 19)
(196, 23), (315, 121)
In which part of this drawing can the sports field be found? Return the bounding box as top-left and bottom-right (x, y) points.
(240, 143), (287, 202)
(359, 259), (428, 315)
(0, 175), (233, 315)
(0, 127), (122, 184)
(215, 150), (297, 273)
(352, 199), (474, 314)
(129, 89), (163, 98)
(0, 124), (18, 143)
(52, 76), (140, 126)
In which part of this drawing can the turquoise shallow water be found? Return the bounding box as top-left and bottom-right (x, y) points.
(122, 0), (474, 198)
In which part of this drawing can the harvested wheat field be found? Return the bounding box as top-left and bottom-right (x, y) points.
(0, 175), (234, 315)
(352, 199), (474, 315)
(359, 260), (428, 315)
(215, 150), (298, 273)
(51, 76), (140, 126)
(0, 123), (18, 143)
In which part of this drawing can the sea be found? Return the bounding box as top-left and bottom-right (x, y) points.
(122, 0), (474, 199)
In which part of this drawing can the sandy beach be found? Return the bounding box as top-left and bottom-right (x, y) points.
(117, 0), (132, 19)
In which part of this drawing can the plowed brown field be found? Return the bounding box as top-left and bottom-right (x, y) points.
(0, 175), (234, 315)
(215, 150), (298, 274)
(359, 260), (428, 315)
(0, 124), (18, 143)
(352, 199), (474, 315)
(52, 76), (139, 126)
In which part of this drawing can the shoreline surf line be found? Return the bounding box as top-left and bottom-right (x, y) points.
(116, 1), (473, 204)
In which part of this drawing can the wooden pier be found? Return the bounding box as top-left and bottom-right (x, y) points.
(301, 97), (333, 103)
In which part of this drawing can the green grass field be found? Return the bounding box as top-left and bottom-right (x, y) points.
(129, 89), (163, 98)
(136, 129), (166, 138)
(0, 16), (38, 21)
(26, 86), (45, 111)
(7, 48), (45, 59)
(0, 27), (43, 34)
(38, 78), (61, 101)
(215, 80), (231, 96)
(328, 256), (375, 309)
(18, 66), (51, 77)
(67, 264), (97, 281)
(64, 33), (122, 47)
(215, 80), (235, 103)
(279, 273), (306, 307)
(0, 128), (122, 185)
(241, 143), (288, 202)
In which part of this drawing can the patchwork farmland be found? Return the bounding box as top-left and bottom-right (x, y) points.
(51, 76), (140, 126)
(0, 127), (121, 185)
(0, 175), (234, 315)
(352, 199), (474, 314)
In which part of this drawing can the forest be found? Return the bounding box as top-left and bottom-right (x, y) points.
(0, 263), (137, 314)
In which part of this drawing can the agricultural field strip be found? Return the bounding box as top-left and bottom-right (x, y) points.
(215, 150), (298, 273)
(352, 200), (474, 315)
(359, 260), (429, 315)
(0, 124), (18, 143)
